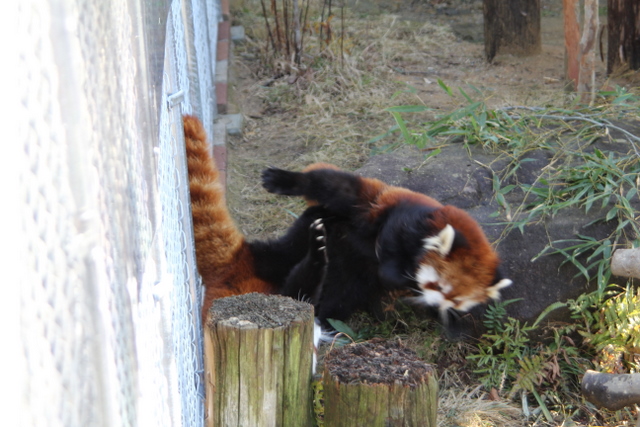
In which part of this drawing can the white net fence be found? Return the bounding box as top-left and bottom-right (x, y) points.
(16, 0), (220, 425)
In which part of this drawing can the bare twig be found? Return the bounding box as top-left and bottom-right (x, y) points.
(292, 0), (301, 65)
(260, 0), (278, 54)
(340, 3), (344, 68)
(282, 0), (290, 59)
(271, 0), (283, 53)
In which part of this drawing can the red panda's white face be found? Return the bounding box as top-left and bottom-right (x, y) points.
(413, 224), (512, 313)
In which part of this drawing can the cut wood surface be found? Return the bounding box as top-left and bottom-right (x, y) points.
(611, 248), (640, 279)
(205, 293), (315, 427)
(582, 370), (640, 410)
(322, 339), (437, 427)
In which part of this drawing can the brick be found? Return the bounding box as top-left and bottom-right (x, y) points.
(216, 83), (228, 114)
(217, 40), (229, 61)
(218, 21), (230, 41)
(220, 0), (230, 21)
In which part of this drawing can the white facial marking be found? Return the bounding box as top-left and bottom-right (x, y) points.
(423, 224), (455, 257)
(439, 282), (452, 294)
(454, 298), (481, 312)
(421, 289), (445, 306)
(487, 279), (513, 300)
(416, 265), (439, 286)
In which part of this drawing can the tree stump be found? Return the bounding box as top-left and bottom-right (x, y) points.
(322, 339), (437, 427)
(483, 0), (541, 62)
(204, 293), (315, 427)
(607, 0), (640, 74)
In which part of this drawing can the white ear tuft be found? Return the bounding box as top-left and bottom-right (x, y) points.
(423, 224), (455, 257)
(487, 279), (513, 300)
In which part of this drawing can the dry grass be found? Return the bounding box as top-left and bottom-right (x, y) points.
(227, 2), (479, 237)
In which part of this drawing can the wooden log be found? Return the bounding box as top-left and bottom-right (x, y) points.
(611, 248), (640, 279)
(205, 293), (315, 427)
(322, 339), (437, 427)
(582, 370), (640, 410)
(483, 0), (542, 62)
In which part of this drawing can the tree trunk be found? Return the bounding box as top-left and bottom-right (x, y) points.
(607, 0), (640, 74)
(205, 293), (315, 427)
(577, 0), (599, 103)
(322, 340), (438, 427)
(564, 0), (580, 89)
(483, 0), (542, 62)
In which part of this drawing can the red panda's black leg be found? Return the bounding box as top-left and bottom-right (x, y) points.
(262, 167), (363, 216)
(280, 218), (328, 302)
(251, 206), (327, 285)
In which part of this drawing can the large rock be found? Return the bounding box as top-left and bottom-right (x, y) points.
(356, 142), (638, 338)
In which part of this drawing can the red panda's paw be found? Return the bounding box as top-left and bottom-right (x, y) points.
(309, 218), (328, 264)
(261, 167), (306, 195)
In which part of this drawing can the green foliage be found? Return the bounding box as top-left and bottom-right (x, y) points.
(466, 283), (639, 423)
(466, 299), (541, 396)
(312, 379), (324, 427)
(566, 284), (640, 373)
(382, 81), (640, 291)
(326, 318), (370, 346)
(383, 80), (522, 151)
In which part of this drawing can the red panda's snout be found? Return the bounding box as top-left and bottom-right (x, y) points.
(413, 224), (513, 313)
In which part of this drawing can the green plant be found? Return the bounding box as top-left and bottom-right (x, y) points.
(466, 283), (639, 424)
(382, 81), (640, 291)
(467, 299), (588, 423)
(528, 147), (639, 287)
(466, 299), (535, 394)
(325, 318), (370, 346)
(567, 284), (640, 373)
(382, 80), (524, 152)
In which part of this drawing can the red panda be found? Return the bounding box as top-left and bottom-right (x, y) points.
(183, 115), (330, 322)
(261, 162), (512, 322)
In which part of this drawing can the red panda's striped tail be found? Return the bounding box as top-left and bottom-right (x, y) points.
(183, 115), (244, 284)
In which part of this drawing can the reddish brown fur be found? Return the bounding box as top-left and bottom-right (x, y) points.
(184, 115), (276, 321)
(423, 206), (501, 301)
(302, 162), (503, 304)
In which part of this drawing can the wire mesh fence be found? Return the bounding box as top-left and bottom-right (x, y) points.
(17, 0), (220, 425)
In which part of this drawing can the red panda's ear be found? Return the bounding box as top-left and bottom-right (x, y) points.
(423, 224), (455, 256)
(486, 279), (512, 299)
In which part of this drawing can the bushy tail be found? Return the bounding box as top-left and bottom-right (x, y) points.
(183, 115), (244, 284)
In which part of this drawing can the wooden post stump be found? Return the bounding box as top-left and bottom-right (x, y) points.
(582, 370), (640, 410)
(205, 293), (315, 427)
(322, 339), (437, 427)
(611, 248), (640, 279)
